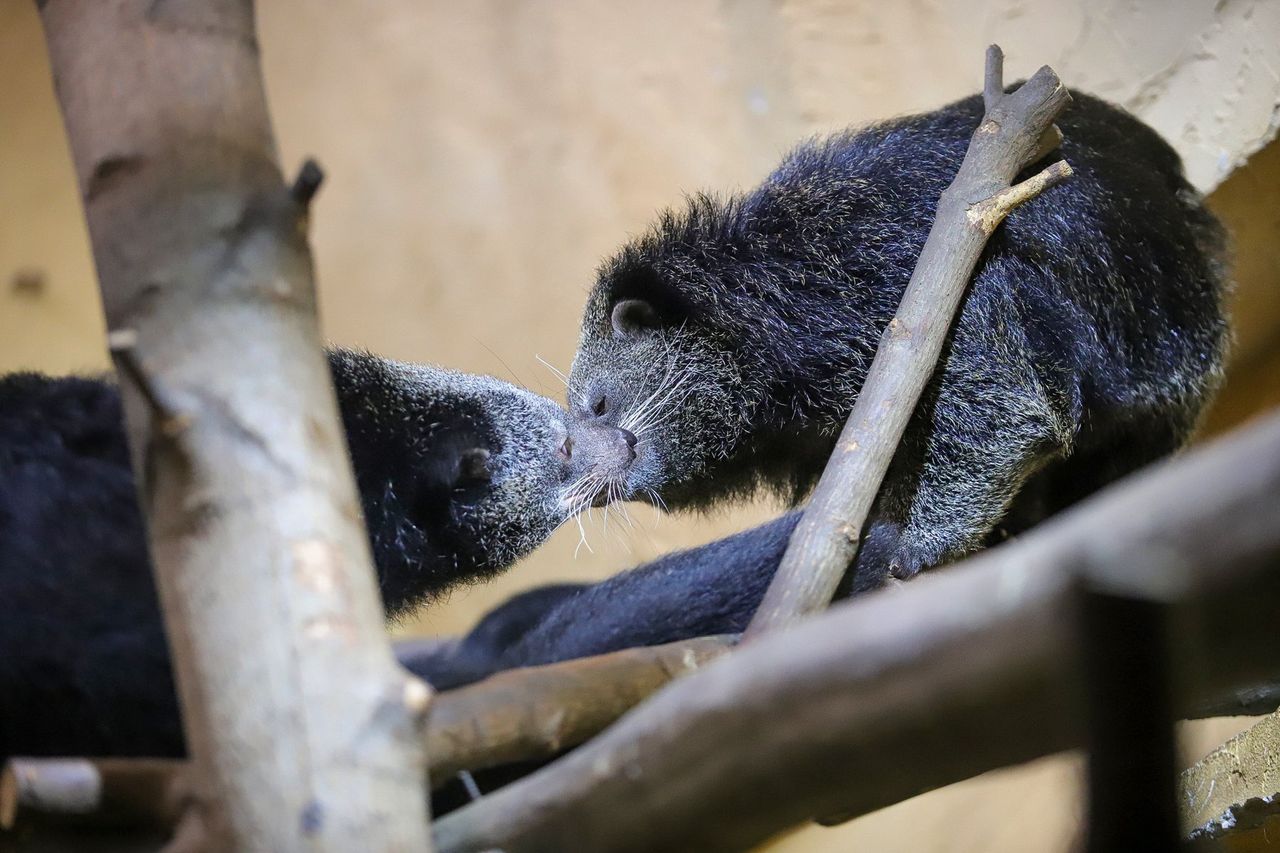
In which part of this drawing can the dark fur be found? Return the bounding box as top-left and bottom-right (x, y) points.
(0, 349), (574, 759)
(406, 514), (801, 689)
(409, 90), (1232, 691)
(567, 89), (1229, 592)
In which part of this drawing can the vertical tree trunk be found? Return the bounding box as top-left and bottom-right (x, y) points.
(37, 1), (433, 848)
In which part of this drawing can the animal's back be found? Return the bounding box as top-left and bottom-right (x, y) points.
(0, 373), (182, 758)
(765, 90), (1227, 428)
(568, 88), (1229, 585)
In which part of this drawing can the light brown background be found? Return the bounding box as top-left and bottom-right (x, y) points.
(3, 1), (1278, 850)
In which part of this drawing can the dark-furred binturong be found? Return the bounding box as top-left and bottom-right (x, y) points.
(0, 349), (634, 759)
(566, 88), (1229, 593)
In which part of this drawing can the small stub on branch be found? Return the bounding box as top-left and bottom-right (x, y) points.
(107, 328), (191, 439)
(966, 160), (1073, 235)
(403, 676), (433, 718)
(983, 45), (1005, 112)
(291, 158), (325, 208)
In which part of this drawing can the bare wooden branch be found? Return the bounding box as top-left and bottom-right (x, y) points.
(0, 759), (186, 831)
(746, 47), (1073, 636)
(427, 635), (732, 782)
(38, 1), (432, 848)
(1181, 709), (1280, 840)
(0, 636), (732, 832)
(965, 159), (1072, 234)
(432, 408), (1280, 853)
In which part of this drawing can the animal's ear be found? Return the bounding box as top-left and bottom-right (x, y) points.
(610, 299), (661, 339)
(603, 260), (692, 334)
(455, 448), (493, 487)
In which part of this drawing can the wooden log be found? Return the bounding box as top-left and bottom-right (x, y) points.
(37, 1), (432, 848)
(1181, 709), (1280, 842)
(427, 635), (732, 782)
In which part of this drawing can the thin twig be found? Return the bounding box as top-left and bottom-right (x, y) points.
(965, 159), (1073, 234)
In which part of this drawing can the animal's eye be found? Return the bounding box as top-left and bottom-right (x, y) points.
(593, 395), (608, 417)
(559, 437), (573, 461)
(456, 448), (492, 486)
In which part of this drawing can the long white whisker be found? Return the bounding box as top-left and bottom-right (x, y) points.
(627, 374), (697, 440)
(573, 512), (593, 557)
(535, 354), (571, 387)
(646, 487), (669, 513)
(627, 374), (695, 437)
(618, 355), (679, 432)
(616, 495), (638, 531)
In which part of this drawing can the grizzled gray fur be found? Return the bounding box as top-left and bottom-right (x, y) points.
(566, 89), (1229, 592)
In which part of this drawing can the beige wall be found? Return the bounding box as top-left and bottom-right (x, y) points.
(3, 1), (1278, 850)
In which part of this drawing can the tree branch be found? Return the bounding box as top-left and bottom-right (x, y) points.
(1181, 709), (1280, 842)
(427, 635), (732, 782)
(432, 408), (1280, 853)
(38, 1), (432, 848)
(0, 637), (732, 832)
(1, 759), (186, 832)
(746, 45), (1073, 637)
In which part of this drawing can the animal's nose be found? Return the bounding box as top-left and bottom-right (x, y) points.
(616, 427), (637, 462)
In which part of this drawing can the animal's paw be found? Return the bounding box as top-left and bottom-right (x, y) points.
(887, 548), (929, 582)
(848, 518), (943, 592)
(395, 638), (497, 692)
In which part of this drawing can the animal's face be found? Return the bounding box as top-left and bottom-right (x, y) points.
(563, 264), (750, 510)
(409, 371), (577, 574)
(338, 356), (635, 612)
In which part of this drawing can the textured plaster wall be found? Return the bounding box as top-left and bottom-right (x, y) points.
(1, 2), (1277, 851)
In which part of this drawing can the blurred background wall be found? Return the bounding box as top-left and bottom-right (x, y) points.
(2, 1), (1277, 850)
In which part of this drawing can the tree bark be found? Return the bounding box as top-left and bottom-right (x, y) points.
(0, 759), (185, 832)
(433, 409), (1280, 853)
(746, 46), (1072, 636)
(427, 635), (731, 783)
(37, 1), (432, 849)
(1181, 708), (1280, 840)
(0, 636), (733, 835)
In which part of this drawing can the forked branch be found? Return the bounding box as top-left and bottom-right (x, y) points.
(746, 44), (1073, 636)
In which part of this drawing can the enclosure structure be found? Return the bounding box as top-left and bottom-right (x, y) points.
(2, 1), (1280, 852)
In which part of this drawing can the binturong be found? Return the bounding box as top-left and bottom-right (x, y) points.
(565, 89), (1230, 593)
(0, 348), (630, 759)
